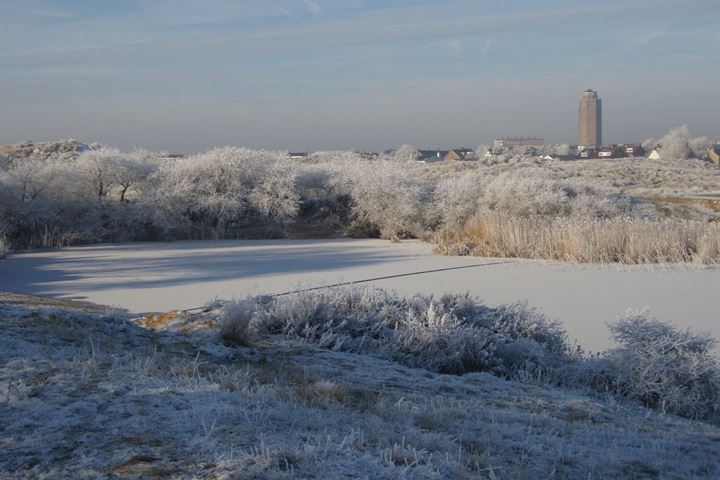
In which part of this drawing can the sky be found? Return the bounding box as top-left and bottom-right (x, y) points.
(0, 0), (718, 153)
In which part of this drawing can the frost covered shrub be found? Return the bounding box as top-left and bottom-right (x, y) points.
(332, 160), (434, 239)
(646, 125), (714, 161)
(0, 143), (308, 247)
(154, 147), (300, 238)
(488, 302), (568, 355)
(480, 170), (631, 218)
(554, 356), (620, 395)
(655, 125), (693, 160)
(464, 300), (571, 376)
(482, 171), (571, 217)
(0, 145), (170, 247)
(294, 166), (336, 204)
(392, 302), (496, 374)
(252, 287), (570, 376)
(0, 154), (97, 247)
(292, 164), (352, 230)
(434, 169), (488, 230)
(73, 147), (159, 206)
(434, 168), (632, 233)
(380, 144), (419, 162)
(603, 314), (720, 422)
(477, 154), (543, 167)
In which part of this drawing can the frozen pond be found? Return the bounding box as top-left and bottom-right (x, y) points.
(1, 239), (718, 353)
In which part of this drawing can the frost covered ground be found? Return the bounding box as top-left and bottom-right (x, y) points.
(0, 239), (717, 354)
(1, 292), (719, 479)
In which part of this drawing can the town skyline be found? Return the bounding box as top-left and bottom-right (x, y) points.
(1, 0), (717, 153)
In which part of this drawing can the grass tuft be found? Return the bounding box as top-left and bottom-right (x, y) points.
(0, 235), (9, 259)
(220, 300), (256, 346)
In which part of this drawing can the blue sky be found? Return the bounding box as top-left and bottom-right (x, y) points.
(1, 0), (718, 152)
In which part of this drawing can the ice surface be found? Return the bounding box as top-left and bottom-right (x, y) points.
(0, 238), (717, 353)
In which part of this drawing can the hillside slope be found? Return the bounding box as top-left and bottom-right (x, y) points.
(1, 293), (719, 479)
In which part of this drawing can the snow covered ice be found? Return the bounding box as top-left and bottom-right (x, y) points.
(1, 238), (717, 354)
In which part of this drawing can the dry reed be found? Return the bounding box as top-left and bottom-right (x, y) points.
(435, 211), (720, 264)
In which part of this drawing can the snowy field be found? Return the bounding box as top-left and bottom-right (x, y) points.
(0, 239), (717, 354)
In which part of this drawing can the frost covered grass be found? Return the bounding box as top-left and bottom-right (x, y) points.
(2, 292), (720, 479)
(435, 211), (720, 264)
(219, 300), (256, 346)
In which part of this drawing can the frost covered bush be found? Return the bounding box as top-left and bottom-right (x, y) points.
(0, 145), (169, 247)
(251, 287), (570, 376)
(603, 314), (720, 422)
(489, 170), (628, 218)
(489, 302), (568, 355)
(655, 125), (694, 160)
(154, 147), (300, 238)
(391, 302), (497, 374)
(380, 144), (419, 162)
(481, 170), (632, 218)
(0, 153), (88, 247)
(332, 160), (434, 239)
(644, 125), (714, 161)
(434, 168), (633, 232)
(434, 169), (488, 230)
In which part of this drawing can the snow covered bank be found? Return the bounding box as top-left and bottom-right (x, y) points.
(1, 239), (717, 354)
(1, 293), (719, 478)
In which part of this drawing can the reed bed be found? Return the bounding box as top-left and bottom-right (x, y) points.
(435, 211), (720, 264)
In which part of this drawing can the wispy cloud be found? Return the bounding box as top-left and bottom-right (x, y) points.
(273, 5), (295, 17)
(302, 0), (324, 17)
(4, 0), (697, 70)
(446, 39), (467, 72)
(20, 7), (80, 20)
(479, 37), (492, 66)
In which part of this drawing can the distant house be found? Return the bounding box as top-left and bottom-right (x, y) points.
(622, 144), (645, 158)
(288, 152), (308, 159)
(444, 148), (476, 161)
(417, 150), (448, 163)
(648, 149), (662, 160)
(707, 145), (720, 165)
(359, 151), (379, 160)
(493, 137), (544, 149)
(578, 148), (595, 159)
(158, 153), (185, 161)
(597, 146), (622, 158)
(579, 145), (630, 159)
